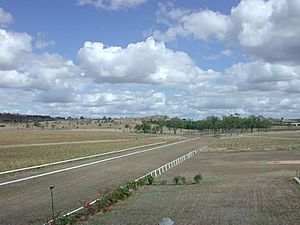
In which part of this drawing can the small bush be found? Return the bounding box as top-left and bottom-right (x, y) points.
(146, 175), (155, 185)
(181, 176), (186, 184)
(137, 177), (147, 186)
(194, 174), (203, 183)
(127, 181), (139, 190)
(173, 176), (182, 184)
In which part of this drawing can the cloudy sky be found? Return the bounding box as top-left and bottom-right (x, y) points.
(0, 0), (299, 119)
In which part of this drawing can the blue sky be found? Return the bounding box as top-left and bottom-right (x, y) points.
(0, 0), (300, 118)
(1, 0), (241, 69)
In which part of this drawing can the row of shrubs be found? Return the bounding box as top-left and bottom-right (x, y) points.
(47, 174), (203, 225)
(172, 174), (203, 185)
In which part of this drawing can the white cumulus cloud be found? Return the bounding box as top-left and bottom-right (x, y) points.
(78, 37), (219, 87)
(226, 61), (300, 93)
(0, 29), (32, 70)
(0, 28), (82, 103)
(155, 0), (300, 64)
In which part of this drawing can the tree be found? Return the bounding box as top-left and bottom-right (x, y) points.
(165, 117), (184, 134)
(124, 124), (130, 132)
(206, 116), (219, 134)
(134, 121), (151, 133)
(33, 121), (40, 127)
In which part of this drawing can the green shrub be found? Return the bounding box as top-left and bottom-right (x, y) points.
(173, 176), (182, 184)
(194, 174), (203, 183)
(51, 212), (76, 225)
(146, 175), (155, 185)
(127, 181), (139, 190)
(137, 177), (147, 186)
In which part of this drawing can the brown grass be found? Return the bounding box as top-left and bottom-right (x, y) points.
(206, 135), (300, 152)
(0, 129), (169, 145)
(248, 130), (300, 139)
(87, 150), (300, 225)
(0, 130), (180, 172)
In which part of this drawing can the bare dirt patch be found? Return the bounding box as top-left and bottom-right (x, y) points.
(267, 160), (300, 165)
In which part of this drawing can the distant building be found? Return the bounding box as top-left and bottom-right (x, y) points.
(282, 119), (300, 126)
(290, 122), (300, 126)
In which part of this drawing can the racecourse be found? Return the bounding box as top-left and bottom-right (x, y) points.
(0, 136), (215, 225)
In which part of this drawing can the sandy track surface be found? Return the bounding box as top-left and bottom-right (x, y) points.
(0, 136), (215, 225)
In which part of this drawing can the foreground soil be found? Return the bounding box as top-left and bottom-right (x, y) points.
(88, 150), (300, 225)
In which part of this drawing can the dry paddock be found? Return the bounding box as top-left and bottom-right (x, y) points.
(87, 150), (300, 225)
(0, 130), (181, 171)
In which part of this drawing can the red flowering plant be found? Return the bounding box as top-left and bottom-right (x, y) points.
(103, 207), (110, 213)
(47, 179), (146, 225)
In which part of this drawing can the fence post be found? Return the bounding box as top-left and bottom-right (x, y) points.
(49, 186), (55, 219)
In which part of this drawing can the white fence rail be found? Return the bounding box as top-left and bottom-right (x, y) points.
(135, 148), (203, 182)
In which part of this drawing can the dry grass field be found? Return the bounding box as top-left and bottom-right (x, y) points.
(86, 132), (300, 225)
(0, 129), (165, 145)
(248, 130), (300, 139)
(0, 130), (180, 172)
(269, 126), (300, 132)
(206, 131), (300, 152)
(87, 151), (300, 225)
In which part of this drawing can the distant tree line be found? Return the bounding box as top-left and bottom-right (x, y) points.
(135, 114), (273, 134)
(0, 113), (65, 123)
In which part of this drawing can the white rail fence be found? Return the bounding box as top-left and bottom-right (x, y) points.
(135, 148), (202, 182)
